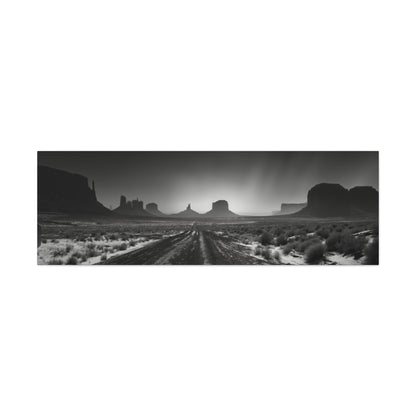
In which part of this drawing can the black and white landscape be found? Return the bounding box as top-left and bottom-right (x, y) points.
(37, 151), (379, 265)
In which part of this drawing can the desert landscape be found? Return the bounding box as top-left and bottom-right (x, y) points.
(37, 152), (379, 266)
(38, 214), (378, 265)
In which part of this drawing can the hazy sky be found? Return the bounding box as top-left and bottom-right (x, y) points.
(38, 151), (379, 214)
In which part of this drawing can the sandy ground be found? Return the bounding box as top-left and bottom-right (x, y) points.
(37, 236), (158, 265)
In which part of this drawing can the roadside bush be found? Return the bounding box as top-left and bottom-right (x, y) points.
(316, 227), (330, 239)
(273, 228), (283, 236)
(283, 242), (296, 255)
(262, 247), (271, 260)
(275, 234), (288, 246)
(298, 238), (322, 253)
(129, 240), (137, 247)
(326, 232), (366, 258)
(285, 229), (296, 238)
(326, 232), (341, 251)
(48, 259), (63, 265)
(304, 243), (325, 264)
(274, 250), (281, 263)
(86, 248), (98, 258)
(364, 238), (379, 265)
(118, 242), (128, 251)
(338, 235), (366, 258)
(100, 253), (108, 261)
(254, 245), (262, 255)
(296, 227), (307, 236)
(66, 255), (78, 265)
(52, 247), (67, 257)
(259, 232), (273, 245)
(65, 244), (73, 254)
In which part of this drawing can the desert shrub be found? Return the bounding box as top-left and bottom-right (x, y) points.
(254, 245), (262, 255)
(87, 242), (96, 250)
(48, 258), (63, 265)
(73, 251), (83, 258)
(304, 243), (325, 264)
(81, 254), (87, 262)
(283, 242), (296, 255)
(316, 227), (330, 239)
(285, 229), (295, 238)
(296, 227), (307, 236)
(273, 227), (282, 236)
(117, 242), (128, 251)
(66, 255), (78, 265)
(52, 247), (67, 257)
(86, 248), (98, 258)
(41, 239), (47, 244)
(338, 235), (366, 258)
(262, 247), (271, 260)
(65, 244), (73, 254)
(298, 238), (322, 253)
(274, 250), (281, 263)
(129, 240), (136, 247)
(326, 232), (366, 258)
(100, 253), (108, 261)
(326, 232), (342, 251)
(259, 231), (273, 245)
(275, 234), (288, 246)
(364, 238), (379, 265)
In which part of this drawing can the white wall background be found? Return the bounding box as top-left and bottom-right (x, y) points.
(1, 1), (415, 415)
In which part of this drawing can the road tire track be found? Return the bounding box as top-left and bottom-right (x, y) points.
(99, 226), (267, 265)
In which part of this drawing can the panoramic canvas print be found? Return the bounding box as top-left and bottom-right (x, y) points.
(37, 151), (379, 265)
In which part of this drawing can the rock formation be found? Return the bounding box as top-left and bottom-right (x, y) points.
(203, 200), (238, 217)
(38, 165), (110, 214)
(171, 203), (201, 217)
(349, 186), (378, 214)
(145, 202), (166, 216)
(119, 195), (127, 209)
(297, 183), (379, 217)
(113, 196), (152, 217)
(273, 202), (307, 215)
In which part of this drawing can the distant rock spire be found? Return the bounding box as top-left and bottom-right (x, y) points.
(120, 195), (127, 208)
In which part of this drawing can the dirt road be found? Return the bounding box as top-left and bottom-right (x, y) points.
(100, 224), (266, 265)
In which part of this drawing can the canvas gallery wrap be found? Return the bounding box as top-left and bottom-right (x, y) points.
(37, 151), (379, 265)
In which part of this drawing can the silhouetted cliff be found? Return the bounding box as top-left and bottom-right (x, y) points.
(297, 183), (378, 217)
(204, 200), (238, 217)
(113, 196), (153, 217)
(145, 203), (166, 216)
(171, 203), (201, 217)
(349, 186), (378, 214)
(273, 202), (307, 215)
(38, 165), (110, 214)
